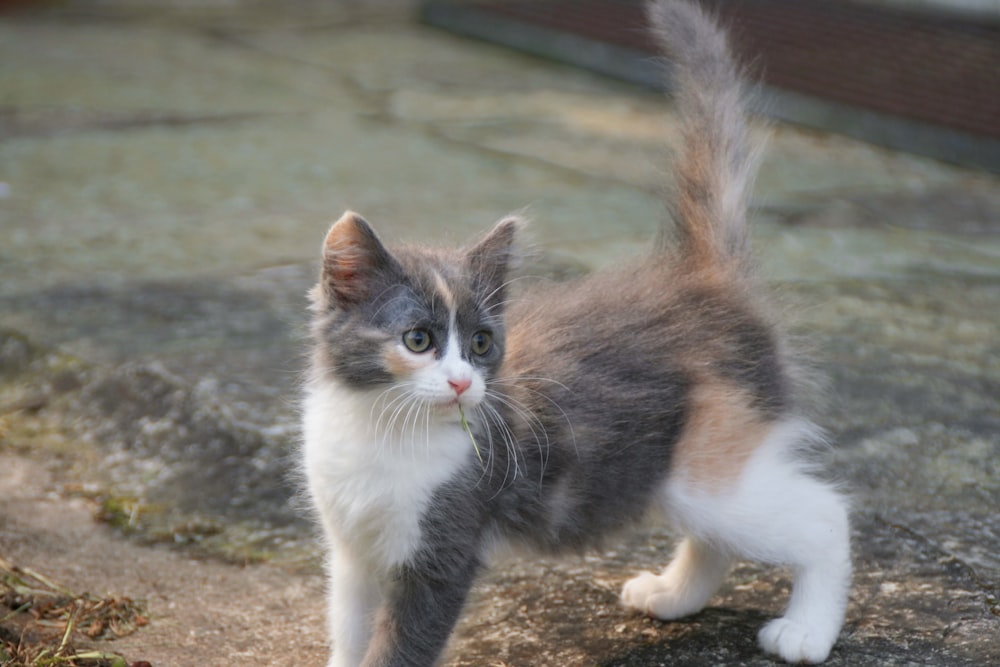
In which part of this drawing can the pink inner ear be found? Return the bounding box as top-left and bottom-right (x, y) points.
(328, 262), (359, 287)
(322, 211), (376, 304)
(323, 211), (367, 255)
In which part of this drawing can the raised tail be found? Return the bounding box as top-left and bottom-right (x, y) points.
(647, 0), (761, 275)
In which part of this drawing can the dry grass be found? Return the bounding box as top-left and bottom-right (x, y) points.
(0, 556), (148, 667)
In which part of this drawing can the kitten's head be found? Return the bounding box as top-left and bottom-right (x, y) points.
(309, 211), (520, 413)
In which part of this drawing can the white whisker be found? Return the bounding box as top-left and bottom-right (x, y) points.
(475, 406), (508, 495)
(400, 396), (424, 458)
(382, 390), (420, 456)
(485, 390), (552, 485)
(477, 274), (536, 310)
(473, 405), (496, 485)
(480, 400), (522, 489)
(374, 386), (416, 445)
(424, 399), (432, 459)
(476, 403), (508, 489)
(487, 376), (577, 458)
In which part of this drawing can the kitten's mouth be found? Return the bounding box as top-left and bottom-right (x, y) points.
(424, 398), (455, 415)
(434, 397), (478, 413)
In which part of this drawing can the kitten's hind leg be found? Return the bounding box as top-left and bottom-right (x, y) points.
(748, 426), (850, 664)
(669, 420), (851, 664)
(621, 537), (730, 620)
(752, 476), (851, 665)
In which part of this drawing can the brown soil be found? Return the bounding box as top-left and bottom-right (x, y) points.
(0, 452), (328, 667)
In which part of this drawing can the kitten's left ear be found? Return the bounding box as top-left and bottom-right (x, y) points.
(466, 216), (523, 309)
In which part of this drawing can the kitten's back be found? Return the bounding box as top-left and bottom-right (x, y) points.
(489, 1), (789, 548)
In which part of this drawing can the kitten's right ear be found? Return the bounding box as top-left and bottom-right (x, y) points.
(466, 215), (523, 310)
(318, 211), (397, 308)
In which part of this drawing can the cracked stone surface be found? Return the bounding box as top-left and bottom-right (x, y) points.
(1, 2), (998, 665)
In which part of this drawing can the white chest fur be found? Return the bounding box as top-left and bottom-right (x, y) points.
(302, 382), (472, 570)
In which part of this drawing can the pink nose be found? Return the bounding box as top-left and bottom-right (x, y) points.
(448, 378), (472, 396)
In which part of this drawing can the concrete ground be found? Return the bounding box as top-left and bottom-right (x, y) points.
(1, 1), (998, 665)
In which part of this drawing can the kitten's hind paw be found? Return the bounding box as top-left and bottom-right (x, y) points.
(620, 571), (707, 621)
(621, 571), (660, 614)
(758, 617), (833, 664)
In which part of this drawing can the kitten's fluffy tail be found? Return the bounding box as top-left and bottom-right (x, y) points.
(647, 0), (761, 275)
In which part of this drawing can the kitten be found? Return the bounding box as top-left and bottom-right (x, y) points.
(301, 1), (851, 665)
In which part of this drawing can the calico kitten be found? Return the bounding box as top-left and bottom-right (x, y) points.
(301, 1), (851, 665)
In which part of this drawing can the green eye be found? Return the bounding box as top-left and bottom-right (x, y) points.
(470, 331), (492, 356)
(403, 329), (432, 353)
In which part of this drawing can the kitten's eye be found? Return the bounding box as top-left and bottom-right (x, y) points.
(402, 329), (432, 353)
(470, 331), (492, 356)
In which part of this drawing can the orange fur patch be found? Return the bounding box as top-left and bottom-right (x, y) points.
(671, 378), (771, 491)
(323, 211), (366, 262)
(383, 348), (419, 378)
(430, 269), (457, 314)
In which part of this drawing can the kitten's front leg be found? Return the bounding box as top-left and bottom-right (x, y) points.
(326, 543), (382, 667)
(361, 558), (480, 667)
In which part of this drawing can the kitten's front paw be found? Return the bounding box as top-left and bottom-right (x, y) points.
(620, 571), (704, 621)
(758, 617), (833, 664)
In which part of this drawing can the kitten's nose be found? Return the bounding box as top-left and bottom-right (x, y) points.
(448, 378), (472, 396)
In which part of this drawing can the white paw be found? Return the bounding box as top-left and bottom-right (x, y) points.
(621, 571), (659, 611)
(620, 571), (705, 621)
(758, 617), (834, 664)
